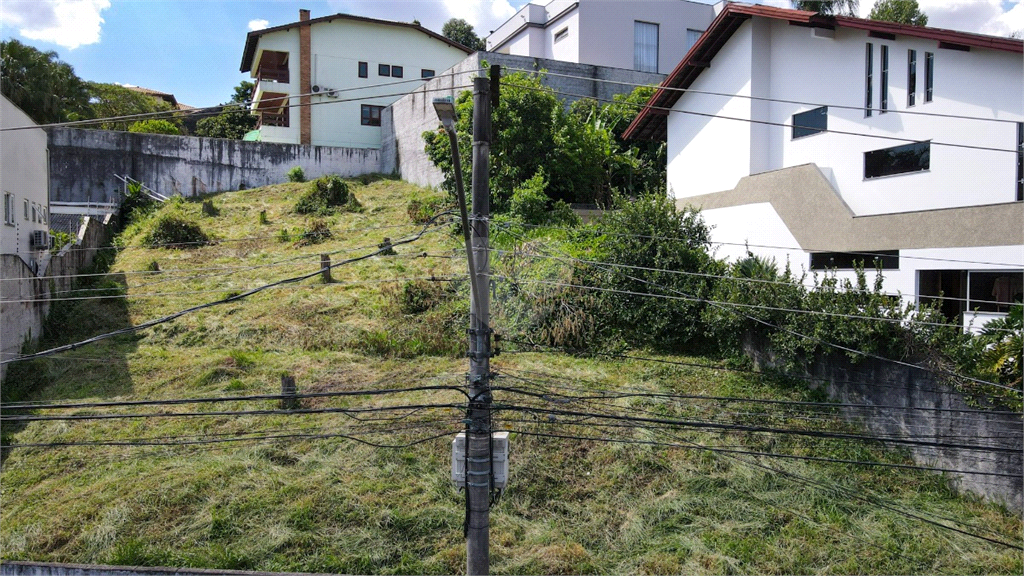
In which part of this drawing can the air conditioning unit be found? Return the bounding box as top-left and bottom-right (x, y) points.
(30, 230), (50, 249)
(326, 89), (340, 98)
(311, 84), (323, 93)
(452, 431), (509, 489)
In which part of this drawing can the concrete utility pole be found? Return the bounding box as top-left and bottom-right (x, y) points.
(465, 72), (493, 576)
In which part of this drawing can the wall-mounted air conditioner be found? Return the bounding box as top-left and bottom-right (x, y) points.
(30, 230), (51, 249)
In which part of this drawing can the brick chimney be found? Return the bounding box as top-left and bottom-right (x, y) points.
(299, 9), (312, 145)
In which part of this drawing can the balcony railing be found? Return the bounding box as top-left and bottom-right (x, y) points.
(258, 111), (289, 128)
(257, 67), (290, 84)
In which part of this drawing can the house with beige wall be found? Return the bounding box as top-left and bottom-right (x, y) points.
(1, 95), (50, 272)
(625, 3), (1024, 330)
(240, 10), (472, 148)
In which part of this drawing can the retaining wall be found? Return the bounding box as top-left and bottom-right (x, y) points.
(47, 129), (381, 204)
(744, 337), (1023, 511)
(381, 51), (665, 188)
(0, 215), (110, 382)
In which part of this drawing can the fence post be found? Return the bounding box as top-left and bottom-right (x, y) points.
(280, 375), (298, 410)
(320, 254), (332, 283)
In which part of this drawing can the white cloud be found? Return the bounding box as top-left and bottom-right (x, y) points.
(857, 0), (1023, 35)
(442, 0), (517, 33)
(248, 18), (270, 32)
(0, 0), (110, 50)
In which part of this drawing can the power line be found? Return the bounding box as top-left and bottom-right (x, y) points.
(498, 65), (1021, 126)
(0, 212), (451, 366)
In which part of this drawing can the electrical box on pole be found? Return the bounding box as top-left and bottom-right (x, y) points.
(452, 432), (509, 489)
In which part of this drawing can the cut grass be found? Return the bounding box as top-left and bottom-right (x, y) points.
(1, 178), (1021, 575)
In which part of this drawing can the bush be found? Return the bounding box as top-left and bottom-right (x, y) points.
(295, 175), (359, 215)
(296, 219), (332, 246)
(118, 181), (155, 231)
(128, 119), (181, 135)
(406, 193), (450, 224)
(287, 166), (306, 183)
(49, 230), (74, 254)
(143, 214), (210, 248)
(398, 280), (448, 314)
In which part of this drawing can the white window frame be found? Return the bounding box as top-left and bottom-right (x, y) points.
(634, 21), (659, 73)
(3, 193), (14, 226)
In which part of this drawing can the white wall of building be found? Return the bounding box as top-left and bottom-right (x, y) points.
(252, 30), (301, 145)
(1, 96), (49, 270)
(668, 19), (1024, 212)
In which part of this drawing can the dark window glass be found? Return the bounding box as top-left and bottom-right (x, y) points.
(968, 271), (1023, 312)
(864, 141), (930, 179)
(358, 61), (368, 78)
(378, 64), (390, 77)
(361, 104), (383, 127)
(810, 250), (899, 270)
(880, 45), (888, 113)
(391, 65), (403, 78)
(1016, 122), (1023, 201)
(865, 43), (873, 117)
(907, 49), (917, 107)
(925, 52), (934, 102)
(792, 106), (827, 139)
(421, 69), (435, 79)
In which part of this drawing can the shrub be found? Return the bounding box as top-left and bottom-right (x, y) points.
(201, 199), (219, 217)
(49, 230), (74, 254)
(296, 219), (332, 246)
(398, 280), (447, 314)
(127, 119), (181, 135)
(143, 214), (210, 248)
(504, 168), (579, 228)
(295, 175), (359, 215)
(406, 194), (450, 224)
(118, 181), (155, 231)
(287, 166), (306, 183)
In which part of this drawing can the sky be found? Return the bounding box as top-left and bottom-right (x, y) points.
(0, 0), (1022, 109)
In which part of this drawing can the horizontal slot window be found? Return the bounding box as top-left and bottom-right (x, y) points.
(864, 141), (929, 179)
(810, 250), (900, 270)
(792, 106), (827, 139)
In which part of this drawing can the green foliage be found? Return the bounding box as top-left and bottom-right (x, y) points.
(143, 213), (210, 248)
(287, 166), (306, 183)
(118, 181), (156, 232)
(128, 119), (181, 135)
(441, 18), (485, 50)
(423, 74), (661, 213)
(86, 82), (177, 131)
(500, 168), (579, 230)
(49, 230), (74, 254)
(398, 280), (449, 314)
(869, 0), (928, 25)
(0, 39), (90, 124)
(296, 219), (332, 246)
(295, 175), (359, 215)
(976, 305), (1023, 396)
(194, 106), (257, 139)
(793, 0), (860, 15)
(406, 193), (449, 224)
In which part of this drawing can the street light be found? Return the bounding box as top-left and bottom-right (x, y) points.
(432, 97), (480, 312)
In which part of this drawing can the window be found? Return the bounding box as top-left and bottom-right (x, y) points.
(361, 104), (384, 126)
(880, 45), (888, 113)
(907, 49), (917, 107)
(865, 43), (873, 117)
(31, 203), (37, 223)
(391, 65), (403, 78)
(924, 52), (933, 102)
(810, 250), (899, 271)
(864, 141), (930, 179)
(1017, 122), (1023, 201)
(3, 193), (14, 225)
(634, 21), (659, 73)
(378, 64), (391, 77)
(968, 271), (1023, 313)
(554, 27), (568, 42)
(792, 106), (827, 139)
(358, 61), (368, 78)
(23, 199), (28, 221)
(686, 29), (703, 51)
(421, 69), (435, 79)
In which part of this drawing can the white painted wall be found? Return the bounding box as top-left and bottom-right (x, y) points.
(0, 96), (49, 270)
(251, 30), (301, 144)
(667, 18), (1024, 213)
(250, 19), (469, 148)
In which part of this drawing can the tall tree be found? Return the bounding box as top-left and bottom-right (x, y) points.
(793, 0), (860, 16)
(869, 0), (928, 25)
(194, 81), (258, 140)
(85, 82), (176, 131)
(0, 39), (90, 125)
(441, 18), (485, 51)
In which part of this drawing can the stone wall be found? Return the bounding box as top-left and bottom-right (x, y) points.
(0, 215), (110, 382)
(744, 337), (1023, 511)
(381, 51), (665, 188)
(47, 128), (381, 204)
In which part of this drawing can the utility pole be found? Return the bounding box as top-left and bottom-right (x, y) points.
(465, 71), (493, 576)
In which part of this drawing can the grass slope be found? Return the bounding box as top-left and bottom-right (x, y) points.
(1, 177), (1021, 575)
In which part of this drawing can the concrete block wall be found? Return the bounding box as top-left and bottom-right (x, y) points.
(381, 51), (665, 188)
(47, 128), (381, 204)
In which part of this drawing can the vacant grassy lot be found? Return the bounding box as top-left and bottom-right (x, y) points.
(1, 177), (1020, 575)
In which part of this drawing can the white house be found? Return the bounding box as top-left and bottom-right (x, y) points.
(486, 0), (721, 74)
(1, 95), (50, 271)
(240, 10), (473, 148)
(624, 3), (1024, 329)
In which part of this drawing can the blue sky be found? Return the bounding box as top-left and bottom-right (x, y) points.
(1, 0), (1021, 109)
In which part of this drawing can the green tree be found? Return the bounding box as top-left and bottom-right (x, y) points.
(0, 39), (90, 124)
(128, 119), (181, 135)
(194, 81), (258, 140)
(793, 0), (860, 16)
(441, 18), (485, 50)
(868, 0), (928, 26)
(86, 82), (176, 131)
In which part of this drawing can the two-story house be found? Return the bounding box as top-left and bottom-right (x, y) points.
(486, 0), (721, 74)
(1, 95), (50, 272)
(624, 3), (1023, 329)
(240, 10), (473, 148)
